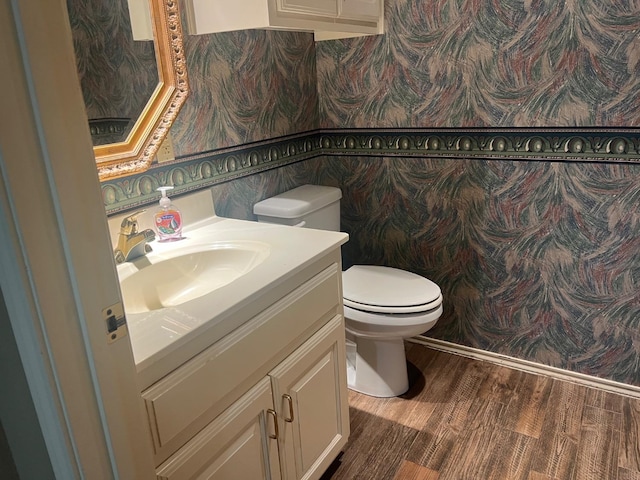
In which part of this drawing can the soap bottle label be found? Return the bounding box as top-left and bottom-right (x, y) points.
(155, 211), (182, 236)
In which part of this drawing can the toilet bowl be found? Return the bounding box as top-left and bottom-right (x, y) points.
(342, 265), (442, 397)
(254, 185), (444, 397)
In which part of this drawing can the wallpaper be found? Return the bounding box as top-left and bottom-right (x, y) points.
(210, 156), (640, 386)
(67, 0), (157, 142)
(169, 28), (319, 156)
(318, 157), (640, 384)
(96, 0), (640, 386)
(317, 0), (640, 127)
(308, 0), (640, 384)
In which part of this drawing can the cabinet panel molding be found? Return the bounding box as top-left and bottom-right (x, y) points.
(156, 378), (280, 480)
(279, 0), (337, 16)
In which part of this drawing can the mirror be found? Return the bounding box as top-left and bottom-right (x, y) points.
(68, 0), (189, 180)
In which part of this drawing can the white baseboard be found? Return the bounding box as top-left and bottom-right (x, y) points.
(410, 335), (640, 400)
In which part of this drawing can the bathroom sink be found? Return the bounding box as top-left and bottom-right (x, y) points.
(118, 241), (271, 314)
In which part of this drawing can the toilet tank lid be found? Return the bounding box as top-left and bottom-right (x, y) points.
(253, 184), (342, 218)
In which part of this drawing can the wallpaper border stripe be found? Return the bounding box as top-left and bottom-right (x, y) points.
(102, 128), (640, 215)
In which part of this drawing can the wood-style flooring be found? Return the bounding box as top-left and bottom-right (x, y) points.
(321, 343), (640, 480)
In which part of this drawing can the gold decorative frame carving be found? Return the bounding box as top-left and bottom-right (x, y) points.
(95, 0), (189, 181)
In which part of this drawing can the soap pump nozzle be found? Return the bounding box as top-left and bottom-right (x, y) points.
(158, 186), (173, 209)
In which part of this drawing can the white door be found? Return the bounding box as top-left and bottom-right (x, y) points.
(0, 1), (155, 478)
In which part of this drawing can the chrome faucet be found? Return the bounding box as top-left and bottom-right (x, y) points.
(114, 210), (156, 264)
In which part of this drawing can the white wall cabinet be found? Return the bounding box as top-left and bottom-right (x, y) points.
(142, 250), (349, 479)
(184, 0), (384, 40)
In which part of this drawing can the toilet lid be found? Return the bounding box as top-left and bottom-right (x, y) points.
(342, 265), (442, 314)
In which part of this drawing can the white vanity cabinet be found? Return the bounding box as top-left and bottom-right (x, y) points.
(184, 0), (384, 40)
(141, 249), (349, 480)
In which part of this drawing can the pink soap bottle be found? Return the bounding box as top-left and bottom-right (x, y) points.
(154, 186), (183, 241)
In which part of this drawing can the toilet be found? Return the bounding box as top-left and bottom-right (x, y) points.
(254, 185), (443, 397)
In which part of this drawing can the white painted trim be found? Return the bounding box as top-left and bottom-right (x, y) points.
(0, 178), (70, 479)
(410, 336), (640, 400)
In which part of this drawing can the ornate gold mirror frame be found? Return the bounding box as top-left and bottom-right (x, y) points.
(95, 0), (189, 181)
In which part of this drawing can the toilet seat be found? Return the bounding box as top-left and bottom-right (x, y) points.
(344, 295), (443, 315)
(342, 265), (442, 314)
(343, 303), (443, 331)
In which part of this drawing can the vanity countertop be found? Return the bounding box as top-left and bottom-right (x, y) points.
(121, 216), (348, 389)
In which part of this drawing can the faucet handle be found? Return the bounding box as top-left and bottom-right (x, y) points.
(119, 210), (146, 235)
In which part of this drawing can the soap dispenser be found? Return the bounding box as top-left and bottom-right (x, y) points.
(154, 186), (183, 241)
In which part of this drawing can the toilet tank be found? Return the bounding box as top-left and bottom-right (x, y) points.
(253, 184), (342, 231)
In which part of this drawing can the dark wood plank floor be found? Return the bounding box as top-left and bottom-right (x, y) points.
(322, 344), (640, 480)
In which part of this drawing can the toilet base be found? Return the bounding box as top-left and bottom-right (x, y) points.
(347, 336), (409, 397)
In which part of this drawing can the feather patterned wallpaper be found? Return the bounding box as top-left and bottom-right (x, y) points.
(315, 157), (640, 384)
(211, 153), (640, 386)
(208, 0), (640, 385)
(92, 0), (640, 385)
(317, 0), (640, 127)
(308, 0), (640, 384)
(67, 0), (158, 139)
(169, 29), (319, 155)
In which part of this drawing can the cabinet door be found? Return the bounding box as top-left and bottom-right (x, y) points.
(340, 0), (381, 19)
(270, 315), (350, 480)
(156, 378), (281, 480)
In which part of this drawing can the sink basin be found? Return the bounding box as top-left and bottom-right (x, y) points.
(118, 241), (271, 314)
